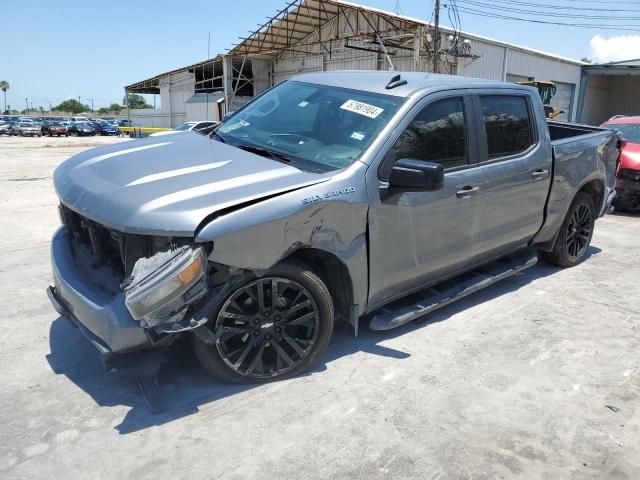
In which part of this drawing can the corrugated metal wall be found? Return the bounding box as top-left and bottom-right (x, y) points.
(457, 38), (582, 120)
(604, 75), (640, 119)
(185, 100), (223, 122)
(581, 75), (611, 125)
(457, 40), (504, 80)
(581, 74), (640, 125)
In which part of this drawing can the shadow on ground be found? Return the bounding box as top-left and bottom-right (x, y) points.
(46, 247), (601, 434)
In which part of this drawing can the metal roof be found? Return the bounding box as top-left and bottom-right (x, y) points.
(230, 0), (584, 65)
(582, 59), (640, 76)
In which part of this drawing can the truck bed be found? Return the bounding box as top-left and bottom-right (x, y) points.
(533, 121), (620, 249)
(547, 121), (605, 143)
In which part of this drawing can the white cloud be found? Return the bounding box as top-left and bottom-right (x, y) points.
(589, 35), (640, 63)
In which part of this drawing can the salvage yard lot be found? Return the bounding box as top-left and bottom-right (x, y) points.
(0, 135), (638, 479)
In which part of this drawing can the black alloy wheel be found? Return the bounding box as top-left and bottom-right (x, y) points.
(215, 277), (320, 379)
(192, 260), (334, 383)
(541, 191), (596, 267)
(566, 203), (592, 260)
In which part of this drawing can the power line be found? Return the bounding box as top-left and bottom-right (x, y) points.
(456, 0), (640, 13)
(457, 0), (640, 20)
(561, 0), (640, 4)
(452, 5), (640, 32)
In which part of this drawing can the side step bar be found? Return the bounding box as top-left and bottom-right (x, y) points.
(369, 250), (538, 331)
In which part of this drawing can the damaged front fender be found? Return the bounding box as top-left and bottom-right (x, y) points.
(195, 166), (370, 315)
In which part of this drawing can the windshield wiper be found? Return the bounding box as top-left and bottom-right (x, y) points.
(209, 129), (226, 143)
(236, 144), (292, 163)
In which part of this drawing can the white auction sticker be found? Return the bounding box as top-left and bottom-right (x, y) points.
(340, 100), (384, 119)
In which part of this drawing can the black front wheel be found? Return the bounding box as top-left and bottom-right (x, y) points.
(192, 260), (334, 383)
(541, 192), (595, 267)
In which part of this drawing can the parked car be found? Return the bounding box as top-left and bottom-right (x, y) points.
(600, 115), (640, 212)
(0, 121), (12, 136)
(70, 116), (90, 123)
(15, 121), (41, 137)
(5, 121), (19, 135)
(48, 72), (619, 384)
(97, 122), (119, 136)
(42, 121), (68, 137)
(118, 119), (133, 127)
(149, 121), (219, 137)
(67, 121), (95, 136)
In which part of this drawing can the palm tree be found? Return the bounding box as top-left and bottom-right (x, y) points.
(0, 81), (9, 114)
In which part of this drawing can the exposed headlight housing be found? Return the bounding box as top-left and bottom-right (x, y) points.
(123, 245), (208, 328)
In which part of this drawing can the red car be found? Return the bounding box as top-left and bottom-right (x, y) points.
(601, 115), (640, 212)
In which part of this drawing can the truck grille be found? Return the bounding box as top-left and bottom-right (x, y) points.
(60, 205), (157, 279)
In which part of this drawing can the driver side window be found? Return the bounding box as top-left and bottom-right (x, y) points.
(392, 97), (468, 170)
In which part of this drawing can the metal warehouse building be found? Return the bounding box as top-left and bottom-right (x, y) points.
(125, 0), (585, 128)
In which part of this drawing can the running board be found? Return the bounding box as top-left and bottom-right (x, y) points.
(369, 250), (538, 331)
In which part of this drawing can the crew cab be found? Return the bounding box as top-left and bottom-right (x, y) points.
(47, 72), (619, 384)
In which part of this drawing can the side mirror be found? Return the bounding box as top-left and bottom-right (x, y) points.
(389, 158), (444, 192)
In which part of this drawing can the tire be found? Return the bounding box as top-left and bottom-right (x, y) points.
(541, 192), (596, 267)
(192, 259), (334, 384)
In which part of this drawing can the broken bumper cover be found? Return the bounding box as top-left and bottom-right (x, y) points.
(48, 226), (151, 355)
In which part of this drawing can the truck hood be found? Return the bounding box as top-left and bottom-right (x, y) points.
(54, 132), (332, 236)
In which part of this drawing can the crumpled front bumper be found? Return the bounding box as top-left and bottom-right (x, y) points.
(48, 226), (151, 356)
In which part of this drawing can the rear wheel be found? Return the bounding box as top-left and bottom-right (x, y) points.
(192, 260), (334, 383)
(541, 192), (595, 267)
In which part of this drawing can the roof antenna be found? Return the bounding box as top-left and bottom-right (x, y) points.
(386, 74), (407, 89)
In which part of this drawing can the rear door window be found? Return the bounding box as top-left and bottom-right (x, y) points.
(479, 95), (534, 160)
(391, 96), (468, 170)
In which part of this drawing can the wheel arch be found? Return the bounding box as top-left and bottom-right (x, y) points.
(578, 178), (605, 215)
(286, 247), (356, 329)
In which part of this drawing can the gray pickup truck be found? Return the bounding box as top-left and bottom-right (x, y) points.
(48, 71), (619, 384)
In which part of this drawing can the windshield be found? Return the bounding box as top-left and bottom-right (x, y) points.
(607, 124), (640, 144)
(174, 122), (195, 131)
(217, 80), (404, 172)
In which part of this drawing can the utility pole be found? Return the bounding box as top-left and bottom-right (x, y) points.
(25, 97), (29, 113)
(433, 0), (440, 74)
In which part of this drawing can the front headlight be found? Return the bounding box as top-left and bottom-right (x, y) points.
(123, 245), (208, 327)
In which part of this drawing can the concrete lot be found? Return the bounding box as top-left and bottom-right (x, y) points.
(0, 135), (638, 479)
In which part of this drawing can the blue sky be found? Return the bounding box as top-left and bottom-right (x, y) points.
(2, 0), (637, 110)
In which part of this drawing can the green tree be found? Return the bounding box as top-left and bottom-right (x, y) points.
(53, 99), (90, 114)
(108, 102), (123, 113)
(98, 103), (123, 115)
(0, 81), (9, 114)
(124, 93), (152, 109)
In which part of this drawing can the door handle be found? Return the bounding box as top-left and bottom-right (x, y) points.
(456, 185), (480, 198)
(531, 169), (549, 180)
